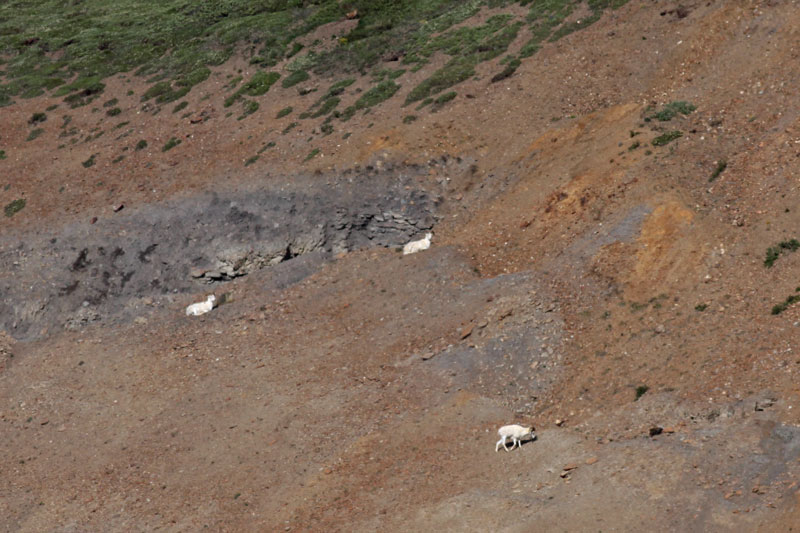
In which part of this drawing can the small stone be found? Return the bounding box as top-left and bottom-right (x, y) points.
(663, 427), (675, 434)
(113, 204), (124, 212)
(655, 324), (666, 334)
(460, 324), (473, 339)
(134, 317), (147, 325)
(190, 268), (206, 278)
(649, 427), (663, 437)
(559, 471), (570, 478)
(555, 419), (565, 427)
(585, 457), (598, 465)
(563, 463), (578, 471)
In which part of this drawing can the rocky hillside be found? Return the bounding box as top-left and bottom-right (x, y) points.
(3, 1), (800, 530)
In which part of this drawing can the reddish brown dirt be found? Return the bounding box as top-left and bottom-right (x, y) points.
(4, 2), (800, 531)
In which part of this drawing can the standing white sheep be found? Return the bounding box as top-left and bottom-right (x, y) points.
(186, 295), (216, 316)
(403, 232), (433, 255)
(495, 424), (535, 452)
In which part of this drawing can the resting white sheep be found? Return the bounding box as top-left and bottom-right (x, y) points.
(186, 295), (216, 316)
(403, 232), (432, 255)
(495, 424), (535, 452)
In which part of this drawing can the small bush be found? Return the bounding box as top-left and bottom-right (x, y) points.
(238, 100), (259, 119)
(112, 155), (125, 164)
(4, 198), (26, 217)
(694, 303), (708, 312)
(304, 148), (320, 161)
(82, 155), (96, 168)
(652, 131), (683, 146)
(312, 97), (340, 118)
(434, 91), (457, 105)
(772, 290), (800, 315)
(355, 81), (400, 110)
(764, 239), (800, 267)
(0, 150), (6, 160)
(162, 137), (181, 152)
(282, 70), (310, 89)
(26, 128), (44, 141)
(282, 122), (298, 134)
(403, 115), (417, 124)
(628, 141), (640, 151)
(635, 385), (649, 400)
(103, 98), (118, 108)
(258, 141), (276, 154)
(709, 159), (727, 182)
(135, 140), (148, 151)
(244, 155), (259, 166)
(647, 101), (696, 122)
(172, 101), (188, 114)
(491, 57), (521, 83)
(276, 106), (293, 118)
(106, 107), (121, 116)
(29, 112), (47, 124)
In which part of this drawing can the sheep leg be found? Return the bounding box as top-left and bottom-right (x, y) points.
(503, 436), (511, 452)
(496, 437), (504, 452)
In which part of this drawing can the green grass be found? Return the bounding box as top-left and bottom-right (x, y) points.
(0, 0), (628, 119)
(282, 122), (298, 134)
(281, 69), (310, 89)
(106, 107), (121, 116)
(244, 155), (259, 166)
(162, 137), (181, 152)
(82, 154), (96, 168)
(694, 303), (708, 312)
(135, 139), (148, 151)
(709, 159), (727, 182)
(434, 91), (457, 105)
(304, 148), (320, 161)
(238, 99), (260, 119)
(312, 97), (340, 118)
(26, 128), (44, 141)
(403, 115), (417, 124)
(772, 288), (800, 315)
(257, 141), (276, 154)
(635, 385), (649, 401)
(0, 150), (6, 160)
(4, 198), (25, 217)
(646, 101), (696, 122)
(276, 106), (293, 118)
(173, 101), (188, 114)
(354, 80), (400, 110)
(224, 71), (280, 107)
(652, 131), (683, 146)
(764, 239), (800, 268)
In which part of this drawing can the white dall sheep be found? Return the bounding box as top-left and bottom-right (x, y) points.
(403, 232), (432, 255)
(495, 424), (535, 452)
(186, 295), (216, 316)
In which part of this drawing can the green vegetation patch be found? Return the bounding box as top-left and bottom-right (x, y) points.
(0, 150), (6, 160)
(135, 139), (148, 151)
(709, 159), (727, 182)
(276, 106), (293, 118)
(244, 155), (259, 166)
(26, 128), (44, 141)
(646, 100), (696, 122)
(764, 239), (800, 268)
(281, 69), (310, 89)
(355, 80), (400, 110)
(652, 131), (683, 146)
(635, 385), (649, 401)
(82, 154), (96, 168)
(29, 112), (47, 124)
(772, 288), (800, 315)
(225, 71), (280, 107)
(304, 148), (320, 161)
(162, 137), (181, 152)
(238, 99), (259, 119)
(312, 97), (340, 118)
(4, 198), (25, 217)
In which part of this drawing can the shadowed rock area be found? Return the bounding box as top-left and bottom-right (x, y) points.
(0, 169), (439, 340)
